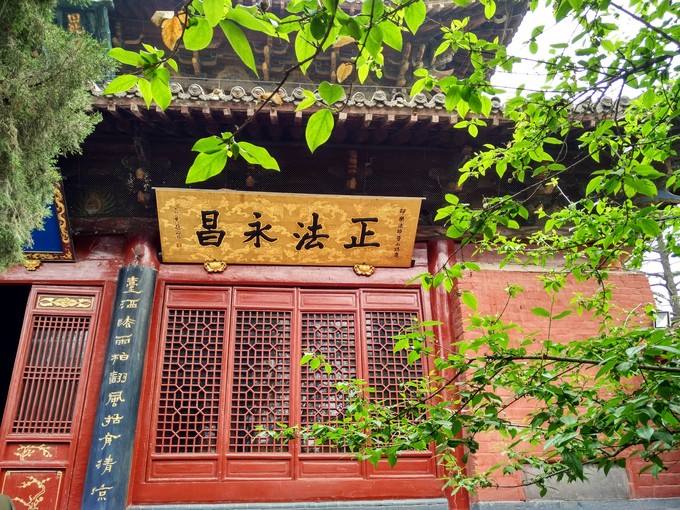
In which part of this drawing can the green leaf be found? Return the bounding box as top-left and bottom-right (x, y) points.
(480, 95), (492, 116)
(380, 20), (403, 51)
(192, 135), (224, 153)
(552, 310), (572, 320)
(103, 74), (138, 94)
(640, 89), (655, 108)
(555, 0), (572, 21)
(585, 176), (602, 195)
(137, 78), (153, 108)
(237, 142), (280, 171)
(310, 356), (321, 370)
(410, 78), (426, 97)
(364, 24), (383, 57)
(634, 164), (664, 178)
(294, 28), (316, 74)
(108, 47), (142, 67)
(495, 160), (507, 178)
(636, 425), (654, 441)
(633, 178), (658, 197)
(306, 109), (334, 153)
(484, 0), (496, 19)
(461, 290), (477, 311)
(184, 17), (214, 51)
(296, 89), (317, 111)
(220, 20), (258, 76)
(444, 87), (460, 111)
(204, 0), (225, 27)
(186, 150), (228, 184)
(404, 0), (426, 34)
(318, 81), (345, 105)
(151, 73), (171, 110)
(638, 218), (660, 237)
(531, 307), (551, 318)
(310, 14), (327, 40)
(226, 6), (277, 36)
(362, 0), (385, 19)
(393, 337), (410, 352)
(358, 63), (369, 83)
(457, 100), (469, 119)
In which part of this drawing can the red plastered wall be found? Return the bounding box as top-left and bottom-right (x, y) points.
(450, 266), (675, 502)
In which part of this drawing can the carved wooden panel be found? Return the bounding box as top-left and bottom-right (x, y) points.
(229, 310), (291, 453)
(155, 309), (225, 454)
(365, 311), (423, 406)
(1, 470), (63, 510)
(12, 315), (91, 435)
(138, 285), (435, 501)
(300, 312), (356, 453)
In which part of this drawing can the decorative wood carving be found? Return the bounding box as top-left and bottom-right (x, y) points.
(14, 445), (53, 462)
(36, 295), (94, 310)
(2, 471), (63, 510)
(353, 263), (375, 277)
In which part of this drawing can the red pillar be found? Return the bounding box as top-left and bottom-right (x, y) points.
(427, 239), (470, 510)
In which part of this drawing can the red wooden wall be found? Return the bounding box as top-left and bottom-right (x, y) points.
(0, 286), (107, 509)
(130, 283), (444, 504)
(1, 238), (674, 508)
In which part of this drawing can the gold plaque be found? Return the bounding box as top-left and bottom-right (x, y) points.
(155, 188), (422, 268)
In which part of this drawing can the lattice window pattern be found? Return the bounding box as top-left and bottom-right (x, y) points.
(155, 309), (225, 454)
(12, 315), (91, 435)
(365, 311), (423, 407)
(230, 311), (291, 453)
(300, 313), (356, 453)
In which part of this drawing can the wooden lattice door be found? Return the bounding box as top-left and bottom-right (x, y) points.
(0, 286), (103, 510)
(133, 285), (440, 504)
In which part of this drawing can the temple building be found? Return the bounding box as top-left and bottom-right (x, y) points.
(0, 1), (678, 509)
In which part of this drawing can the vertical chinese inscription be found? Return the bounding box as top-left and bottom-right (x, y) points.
(393, 208), (406, 259)
(82, 266), (156, 509)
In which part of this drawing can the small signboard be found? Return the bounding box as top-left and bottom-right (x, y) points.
(24, 186), (74, 261)
(155, 188), (422, 268)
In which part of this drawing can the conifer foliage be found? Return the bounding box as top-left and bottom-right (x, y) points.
(0, 0), (109, 268)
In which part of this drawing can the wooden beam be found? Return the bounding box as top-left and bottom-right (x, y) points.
(371, 114), (393, 144)
(245, 107), (262, 139)
(201, 107), (219, 134)
(267, 109), (282, 141)
(332, 111), (348, 143)
(409, 115), (438, 146)
(330, 49), (338, 82)
(180, 105), (200, 136)
(154, 105), (169, 122)
(356, 113), (374, 143)
(106, 102), (120, 119)
(128, 102), (145, 121)
(394, 114), (419, 144)
(292, 110), (304, 140)
(219, 107), (233, 124)
(192, 51), (202, 75)
(396, 42), (412, 87)
(263, 37), (271, 81)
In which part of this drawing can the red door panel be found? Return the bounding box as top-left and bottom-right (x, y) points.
(133, 284), (440, 504)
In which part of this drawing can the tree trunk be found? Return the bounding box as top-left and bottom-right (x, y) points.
(656, 233), (680, 322)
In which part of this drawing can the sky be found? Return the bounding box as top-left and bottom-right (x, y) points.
(489, 3), (679, 319)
